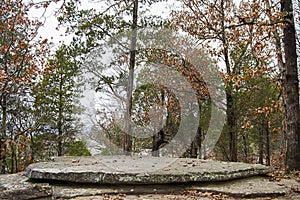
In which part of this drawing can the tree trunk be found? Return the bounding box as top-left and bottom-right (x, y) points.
(196, 126), (202, 158)
(242, 133), (248, 162)
(152, 134), (159, 157)
(220, 0), (237, 162)
(57, 128), (63, 156)
(227, 90), (237, 162)
(152, 91), (166, 157)
(124, 0), (138, 153)
(1, 103), (7, 174)
(29, 132), (35, 163)
(57, 75), (64, 156)
(189, 140), (198, 158)
(188, 127), (201, 158)
(10, 142), (15, 174)
(259, 120), (264, 165)
(152, 129), (165, 157)
(281, 0), (300, 171)
(123, 0), (138, 154)
(266, 120), (270, 166)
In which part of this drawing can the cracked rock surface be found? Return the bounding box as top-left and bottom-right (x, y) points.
(1, 156), (299, 200)
(0, 174), (52, 200)
(25, 155), (273, 184)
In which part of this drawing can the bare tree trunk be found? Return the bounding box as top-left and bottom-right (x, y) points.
(57, 128), (63, 156)
(152, 129), (165, 157)
(197, 125), (202, 158)
(266, 121), (271, 166)
(1, 102), (7, 174)
(57, 75), (63, 156)
(259, 120), (264, 165)
(189, 140), (198, 158)
(152, 134), (159, 157)
(282, 0), (300, 171)
(227, 91), (237, 162)
(220, 0), (237, 162)
(10, 142), (15, 174)
(29, 132), (35, 163)
(242, 133), (248, 162)
(151, 91), (165, 157)
(124, 0), (138, 153)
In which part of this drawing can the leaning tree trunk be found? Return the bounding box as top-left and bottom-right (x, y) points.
(281, 0), (300, 171)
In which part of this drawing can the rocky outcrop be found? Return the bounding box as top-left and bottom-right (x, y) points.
(1, 174), (300, 199)
(25, 155), (273, 184)
(2, 156), (299, 200)
(0, 174), (52, 200)
(189, 176), (289, 198)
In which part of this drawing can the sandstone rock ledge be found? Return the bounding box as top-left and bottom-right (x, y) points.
(1, 174), (300, 200)
(0, 174), (52, 200)
(1, 156), (300, 200)
(25, 155), (273, 184)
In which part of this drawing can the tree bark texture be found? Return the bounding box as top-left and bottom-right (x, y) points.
(281, 0), (300, 171)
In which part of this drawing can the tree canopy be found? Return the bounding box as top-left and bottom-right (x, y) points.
(0, 0), (299, 173)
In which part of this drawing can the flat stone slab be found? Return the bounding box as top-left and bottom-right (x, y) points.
(189, 176), (289, 198)
(52, 183), (187, 199)
(0, 174), (52, 200)
(25, 155), (273, 184)
(1, 172), (299, 199)
(49, 177), (300, 199)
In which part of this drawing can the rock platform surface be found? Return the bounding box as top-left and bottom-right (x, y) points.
(1, 156), (300, 199)
(25, 155), (273, 184)
(1, 173), (300, 199)
(0, 174), (52, 200)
